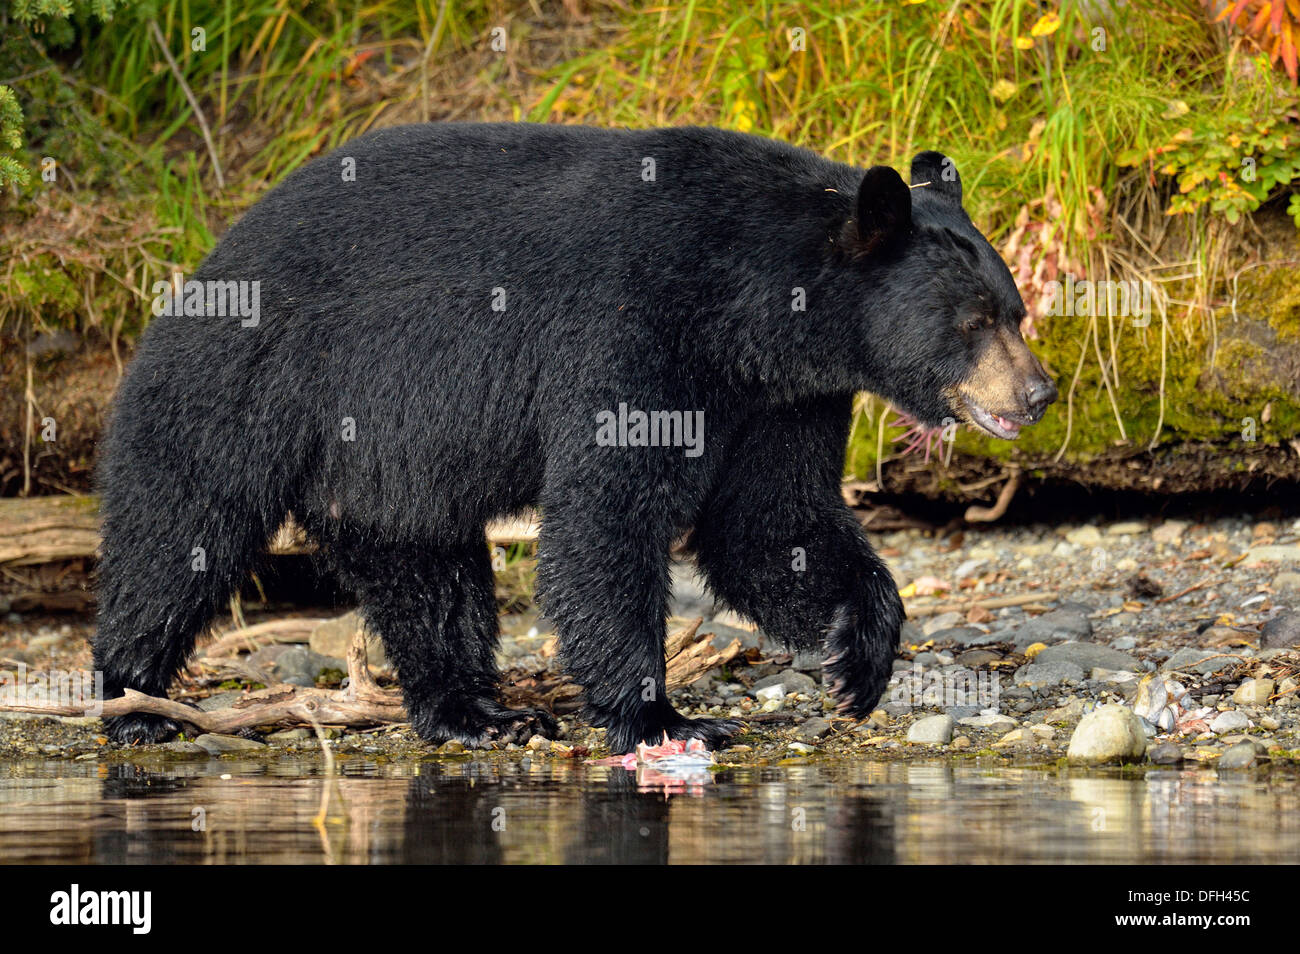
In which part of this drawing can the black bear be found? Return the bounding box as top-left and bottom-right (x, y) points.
(93, 123), (1056, 753)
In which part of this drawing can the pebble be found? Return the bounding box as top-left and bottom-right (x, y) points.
(1273, 571), (1300, 593)
(1041, 698), (1086, 722)
(923, 612), (966, 636)
(1107, 521), (1147, 535)
(1066, 525), (1103, 546)
(955, 649), (1002, 667)
(793, 717), (832, 742)
(193, 733), (267, 754)
(163, 741), (210, 757)
(1066, 706), (1148, 764)
(907, 714), (955, 744)
(958, 712), (1018, 730)
(1262, 611), (1300, 649)
(1162, 648), (1238, 675)
(1147, 742), (1184, 764)
(1034, 642), (1141, 672)
(751, 671), (818, 696)
(1209, 710), (1250, 733)
(1014, 660), (1085, 686)
(1151, 520), (1188, 545)
(1007, 610), (1093, 649)
(309, 611), (386, 665)
(1244, 544), (1300, 564)
(939, 627), (998, 646)
(1232, 679), (1274, 706)
(1216, 741), (1257, 769)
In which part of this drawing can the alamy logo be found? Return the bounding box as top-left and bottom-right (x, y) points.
(49, 884), (151, 934)
(0, 664), (103, 716)
(1043, 274), (1153, 326)
(595, 403), (704, 458)
(151, 270), (261, 327)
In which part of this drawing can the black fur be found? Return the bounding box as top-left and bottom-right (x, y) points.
(94, 122), (1030, 752)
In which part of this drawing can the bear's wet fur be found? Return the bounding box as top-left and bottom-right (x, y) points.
(94, 123), (1055, 753)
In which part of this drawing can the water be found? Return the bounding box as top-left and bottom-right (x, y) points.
(1, 757), (1296, 864)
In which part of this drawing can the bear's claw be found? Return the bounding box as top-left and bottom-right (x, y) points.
(412, 701), (558, 748)
(103, 712), (182, 745)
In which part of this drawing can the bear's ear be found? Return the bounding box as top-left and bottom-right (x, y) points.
(910, 150), (962, 204)
(848, 165), (912, 256)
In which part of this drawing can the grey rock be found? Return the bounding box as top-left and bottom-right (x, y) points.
(935, 626), (996, 646)
(1147, 742), (1184, 764)
(907, 714), (955, 744)
(792, 717), (833, 742)
(669, 562), (718, 618)
(1162, 648), (1238, 675)
(958, 712), (1018, 730)
(898, 619), (925, 647)
(1273, 571), (1300, 593)
(751, 670), (817, 696)
(701, 621), (762, 651)
(1035, 641), (1141, 672)
(309, 611), (386, 664)
(923, 612), (966, 636)
(194, 733), (267, 754)
(1007, 610), (1093, 649)
(1209, 710), (1250, 733)
(251, 644), (343, 687)
(26, 633), (64, 653)
(1014, 660), (1086, 687)
(194, 690), (243, 712)
(162, 741), (209, 756)
(1216, 741), (1257, 769)
(955, 649), (1002, 667)
(1262, 612), (1300, 649)
(1109, 636), (1138, 650)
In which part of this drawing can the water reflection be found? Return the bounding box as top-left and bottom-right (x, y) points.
(0, 758), (1295, 864)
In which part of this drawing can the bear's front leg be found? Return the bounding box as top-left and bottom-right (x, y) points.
(537, 498), (742, 755)
(690, 396), (904, 719)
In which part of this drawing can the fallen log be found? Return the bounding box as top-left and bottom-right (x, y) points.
(0, 616), (744, 732)
(0, 630), (406, 732)
(0, 496), (541, 567)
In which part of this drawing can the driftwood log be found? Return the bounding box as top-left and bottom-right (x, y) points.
(0, 618), (744, 733)
(0, 630), (406, 732)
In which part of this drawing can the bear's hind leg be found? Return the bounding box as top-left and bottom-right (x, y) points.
(95, 483), (276, 744)
(331, 536), (555, 746)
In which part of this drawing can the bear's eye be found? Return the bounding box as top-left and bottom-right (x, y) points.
(962, 317), (985, 334)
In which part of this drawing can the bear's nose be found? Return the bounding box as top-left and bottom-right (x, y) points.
(1024, 378), (1058, 420)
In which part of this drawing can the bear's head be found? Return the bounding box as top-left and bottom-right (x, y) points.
(835, 151), (1057, 440)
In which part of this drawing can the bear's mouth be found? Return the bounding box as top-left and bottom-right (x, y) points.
(961, 398), (1025, 440)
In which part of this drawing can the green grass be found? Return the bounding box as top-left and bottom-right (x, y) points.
(3, 0), (1300, 479)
